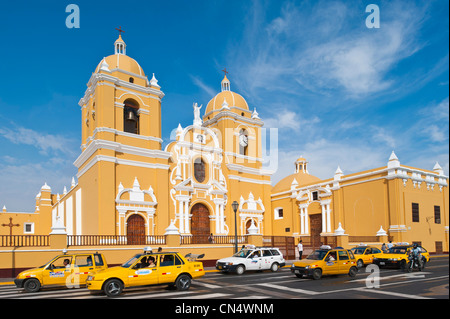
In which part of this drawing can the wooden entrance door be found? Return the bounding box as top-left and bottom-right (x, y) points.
(191, 203), (210, 244)
(309, 214), (322, 250)
(127, 214), (145, 245)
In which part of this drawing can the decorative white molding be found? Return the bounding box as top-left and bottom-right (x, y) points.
(334, 222), (346, 236)
(376, 226), (387, 236)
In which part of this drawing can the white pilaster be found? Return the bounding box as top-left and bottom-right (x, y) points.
(220, 203), (225, 233)
(184, 201), (190, 234)
(326, 204), (331, 233)
(321, 204), (326, 233)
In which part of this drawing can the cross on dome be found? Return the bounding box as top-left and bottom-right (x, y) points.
(114, 27), (126, 55)
(115, 26), (125, 36)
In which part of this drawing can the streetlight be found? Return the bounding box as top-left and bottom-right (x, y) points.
(232, 201), (239, 253)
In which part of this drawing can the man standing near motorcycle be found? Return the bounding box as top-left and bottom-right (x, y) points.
(409, 243), (423, 270)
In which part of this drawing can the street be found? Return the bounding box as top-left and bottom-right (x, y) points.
(0, 257), (447, 300)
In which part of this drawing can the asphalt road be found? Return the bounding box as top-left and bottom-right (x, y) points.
(0, 256), (447, 300)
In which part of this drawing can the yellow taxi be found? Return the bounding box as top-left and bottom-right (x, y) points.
(14, 252), (108, 292)
(291, 247), (358, 280)
(86, 251), (205, 297)
(373, 244), (430, 270)
(350, 245), (384, 268)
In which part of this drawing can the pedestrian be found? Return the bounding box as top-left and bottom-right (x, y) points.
(381, 243), (387, 253)
(387, 241), (393, 250)
(297, 240), (303, 260)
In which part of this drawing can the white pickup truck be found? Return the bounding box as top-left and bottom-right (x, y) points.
(216, 246), (286, 275)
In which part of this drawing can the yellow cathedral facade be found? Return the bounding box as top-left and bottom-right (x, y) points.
(1, 35), (449, 254)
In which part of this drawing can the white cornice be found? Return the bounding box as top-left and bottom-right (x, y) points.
(76, 155), (169, 179)
(82, 127), (163, 150)
(226, 163), (274, 176)
(203, 109), (264, 127)
(224, 152), (263, 163)
(271, 164), (449, 198)
(75, 138), (170, 169)
(228, 175), (271, 185)
(79, 72), (164, 107)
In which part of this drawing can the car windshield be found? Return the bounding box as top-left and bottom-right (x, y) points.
(232, 249), (253, 258)
(121, 254), (143, 268)
(351, 247), (366, 255)
(307, 249), (329, 260)
(387, 247), (409, 254)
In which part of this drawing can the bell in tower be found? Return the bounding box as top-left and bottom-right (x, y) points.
(123, 99), (139, 134)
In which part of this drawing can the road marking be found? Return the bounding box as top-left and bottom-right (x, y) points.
(232, 295), (271, 299)
(257, 283), (320, 295)
(350, 272), (430, 283)
(355, 287), (432, 299)
(193, 281), (222, 289)
(179, 293), (231, 299)
(117, 290), (195, 299)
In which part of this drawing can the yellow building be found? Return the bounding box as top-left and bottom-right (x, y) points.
(1, 34), (448, 253)
(271, 154), (449, 253)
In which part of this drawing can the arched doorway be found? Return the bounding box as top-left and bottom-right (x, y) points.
(309, 214), (322, 249)
(191, 203), (210, 244)
(127, 214), (145, 245)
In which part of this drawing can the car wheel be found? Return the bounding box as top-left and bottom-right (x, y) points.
(312, 269), (322, 280)
(356, 259), (364, 268)
(235, 265), (245, 275)
(348, 266), (358, 277)
(270, 263), (279, 272)
(175, 274), (191, 291)
(24, 278), (41, 293)
(103, 279), (123, 297)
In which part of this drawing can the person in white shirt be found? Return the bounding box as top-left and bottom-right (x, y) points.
(297, 240), (303, 260)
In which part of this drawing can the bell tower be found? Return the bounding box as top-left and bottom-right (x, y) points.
(202, 73), (273, 237)
(73, 32), (170, 235)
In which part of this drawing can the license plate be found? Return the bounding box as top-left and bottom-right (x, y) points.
(380, 262), (385, 265)
(295, 270), (300, 274)
(218, 266), (222, 269)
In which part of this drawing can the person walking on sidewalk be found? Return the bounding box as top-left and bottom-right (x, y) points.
(297, 240), (304, 260)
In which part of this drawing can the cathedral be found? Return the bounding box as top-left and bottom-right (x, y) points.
(1, 34), (448, 253)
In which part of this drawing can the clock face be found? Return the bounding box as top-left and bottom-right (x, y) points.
(239, 134), (248, 147)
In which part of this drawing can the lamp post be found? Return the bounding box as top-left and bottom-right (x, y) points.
(232, 201), (239, 253)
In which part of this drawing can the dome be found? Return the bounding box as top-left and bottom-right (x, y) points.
(94, 35), (145, 76)
(272, 171), (321, 194)
(204, 75), (249, 116)
(272, 157), (321, 193)
(95, 54), (145, 76)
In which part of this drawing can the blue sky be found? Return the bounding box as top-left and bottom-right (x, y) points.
(0, 0), (448, 211)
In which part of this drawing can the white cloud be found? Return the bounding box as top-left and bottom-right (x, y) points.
(0, 161), (75, 212)
(230, 0), (428, 99)
(263, 109), (319, 133)
(416, 97), (449, 143)
(190, 75), (217, 97)
(0, 125), (77, 157)
(271, 138), (390, 185)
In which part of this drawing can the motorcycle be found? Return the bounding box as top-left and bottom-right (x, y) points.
(405, 253), (423, 273)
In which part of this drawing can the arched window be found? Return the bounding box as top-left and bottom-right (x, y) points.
(123, 99), (139, 134)
(239, 129), (248, 156)
(194, 158), (206, 183)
